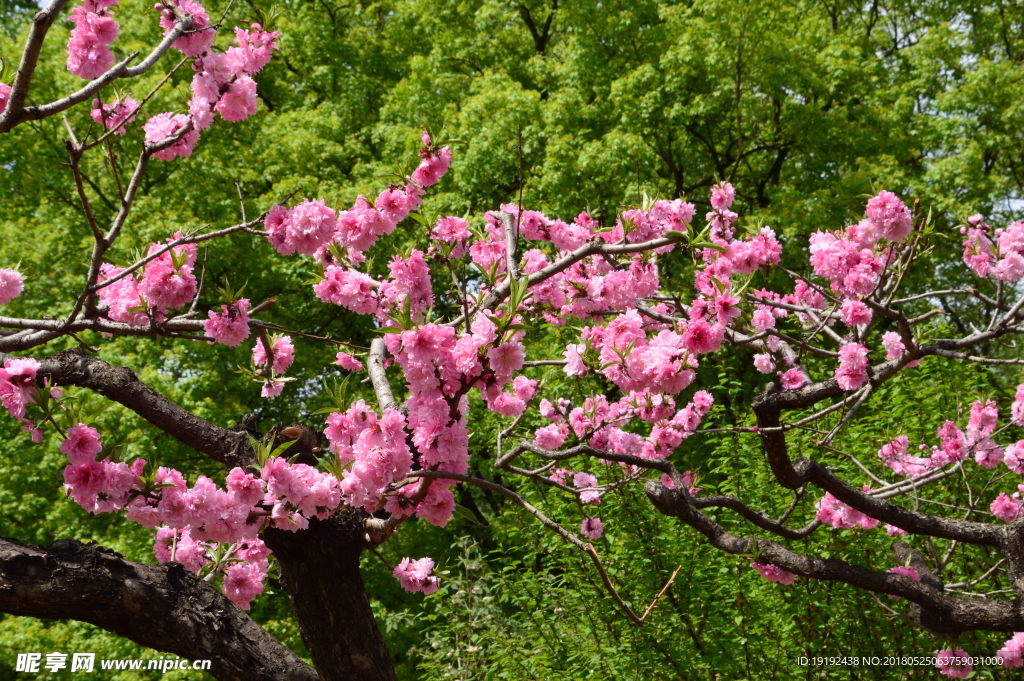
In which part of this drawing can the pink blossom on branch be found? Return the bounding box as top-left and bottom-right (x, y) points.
(90, 97), (137, 133)
(143, 113), (200, 161)
(0, 268), (24, 305)
(750, 561), (796, 585)
(204, 299), (251, 346)
(393, 557), (440, 595)
(158, 0), (214, 57)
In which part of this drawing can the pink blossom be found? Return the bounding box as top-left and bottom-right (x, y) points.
(512, 376), (538, 401)
(335, 352), (363, 371)
(159, 0), (214, 57)
(839, 299), (872, 327)
(0, 358), (41, 420)
(751, 308), (775, 333)
(411, 147), (452, 188)
(934, 648), (972, 679)
(991, 492), (1022, 522)
(682, 320), (725, 355)
(1005, 441), (1024, 474)
(66, 3), (118, 79)
(581, 517), (604, 540)
(229, 23), (278, 75)
(816, 492), (879, 529)
(835, 342), (869, 391)
(204, 299), (250, 346)
(314, 268), (379, 314)
(225, 467), (264, 506)
(59, 423), (103, 464)
(143, 113), (200, 161)
(753, 353), (775, 374)
(710, 181), (736, 212)
(488, 393), (526, 417)
(563, 343), (588, 376)
(137, 234), (197, 311)
(0, 268), (24, 305)
(222, 562), (265, 610)
(0, 83), (10, 115)
(750, 561), (796, 585)
(252, 335), (294, 375)
(778, 368), (804, 390)
(393, 557), (440, 595)
(864, 191), (913, 242)
(881, 331), (905, 360)
(533, 423), (567, 450)
(286, 199), (338, 257)
(997, 633), (1024, 668)
(432, 216), (471, 243)
(487, 342), (525, 382)
(261, 380), (284, 398)
(89, 97), (137, 133)
(215, 75), (258, 123)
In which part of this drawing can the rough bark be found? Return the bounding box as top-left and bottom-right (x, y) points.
(0, 536), (317, 681)
(263, 509), (397, 681)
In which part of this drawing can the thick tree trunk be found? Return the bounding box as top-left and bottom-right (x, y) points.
(0, 536), (318, 681)
(264, 509), (397, 681)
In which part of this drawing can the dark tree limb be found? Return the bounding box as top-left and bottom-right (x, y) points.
(0, 348), (252, 469)
(645, 481), (1024, 632)
(0, 536), (317, 681)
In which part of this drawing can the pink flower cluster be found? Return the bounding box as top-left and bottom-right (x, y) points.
(204, 299), (251, 346)
(997, 633), (1024, 668)
(393, 556), (440, 595)
(834, 342), (869, 391)
(57, 421), (342, 610)
(252, 335), (294, 398)
(143, 113), (200, 161)
(585, 310), (698, 394)
(581, 517), (604, 540)
(95, 234), (201, 322)
(0, 359), (44, 440)
(139, 2), (278, 161)
(750, 560), (796, 585)
(158, 0), (213, 57)
(326, 404), (414, 515)
(66, 0), (119, 80)
(0, 268), (24, 305)
(272, 137), (447, 267)
(61, 423), (144, 514)
(534, 390), (713, 463)
(935, 649), (972, 679)
(188, 22), (278, 129)
(807, 191), (912, 298)
(815, 491), (879, 529)
(265, 200), (338, 257)
(89, 97), (137, 134)
(411, 134), (452, 187)
(0, 82), (10, 115)
(961, 215), (1024, 283)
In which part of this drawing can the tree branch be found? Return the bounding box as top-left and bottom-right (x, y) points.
(0, 348), (252, 469)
